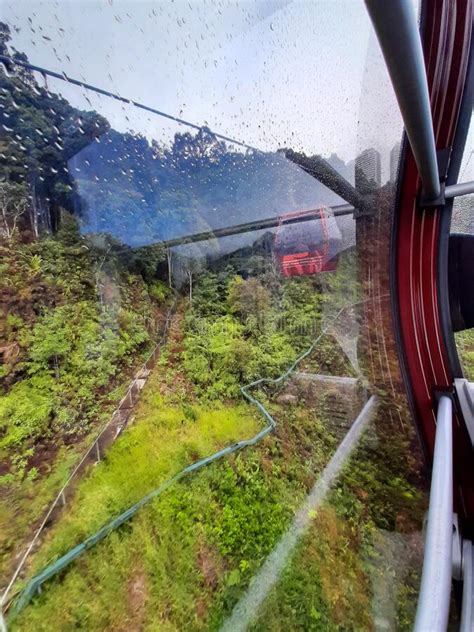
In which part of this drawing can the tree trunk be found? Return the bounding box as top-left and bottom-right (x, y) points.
(188, 270), (193, 302)
(167, 250), (173, 288)
(1, 205), (11, 240)
(29, 180), (39, 239)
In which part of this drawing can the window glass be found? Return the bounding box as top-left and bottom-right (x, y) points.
(450, 110), (474, 381)
(0, 2), (426, 630)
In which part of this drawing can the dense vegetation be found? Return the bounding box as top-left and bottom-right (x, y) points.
(0, 213), (172, 577)
(10, 274), (425, 631)
(250, 412), (426, 632)
(183, 272), (319, 399)
(0, 219), (167, 455)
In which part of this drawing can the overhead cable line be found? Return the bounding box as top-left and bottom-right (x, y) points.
(0, 55), (366, 210)
(0, 54), (259, 152)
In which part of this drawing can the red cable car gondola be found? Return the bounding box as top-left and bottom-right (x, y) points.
(274, 207), (338, 277)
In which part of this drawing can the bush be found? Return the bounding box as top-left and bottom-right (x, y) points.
(148, 280), (169, 303)
(0, 227), (157, 468)
(0, 378), (56, 448)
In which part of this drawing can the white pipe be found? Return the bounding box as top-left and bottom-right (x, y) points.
(365, 0), (440, 201)
(414, 396), (453, 632)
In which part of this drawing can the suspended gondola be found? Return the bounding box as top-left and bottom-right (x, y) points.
(273, 207), (339, 277)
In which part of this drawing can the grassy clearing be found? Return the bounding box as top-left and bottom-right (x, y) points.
(11, 380), (343, 630)
(12, 397), (426, 632)
(25, 399), (261, 571)
(248, 505), (372, 632)
(0, 446), (78, 580)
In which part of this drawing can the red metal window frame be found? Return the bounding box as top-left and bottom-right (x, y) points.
(395, 0), (474, 531)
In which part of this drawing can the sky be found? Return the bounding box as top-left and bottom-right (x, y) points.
(2, 0), (409, 180)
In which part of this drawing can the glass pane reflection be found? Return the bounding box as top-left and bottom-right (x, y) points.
(0, 2), (426, 630)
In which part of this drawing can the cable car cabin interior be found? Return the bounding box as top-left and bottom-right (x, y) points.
(0, 1), (473, 631)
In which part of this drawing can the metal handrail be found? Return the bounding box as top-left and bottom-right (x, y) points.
(445, 180), (474, 199)
(365, 0), (441, 201)
(414, 395), (453, 631)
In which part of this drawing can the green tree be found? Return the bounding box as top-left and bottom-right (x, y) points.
(227, 276), (270, 328)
